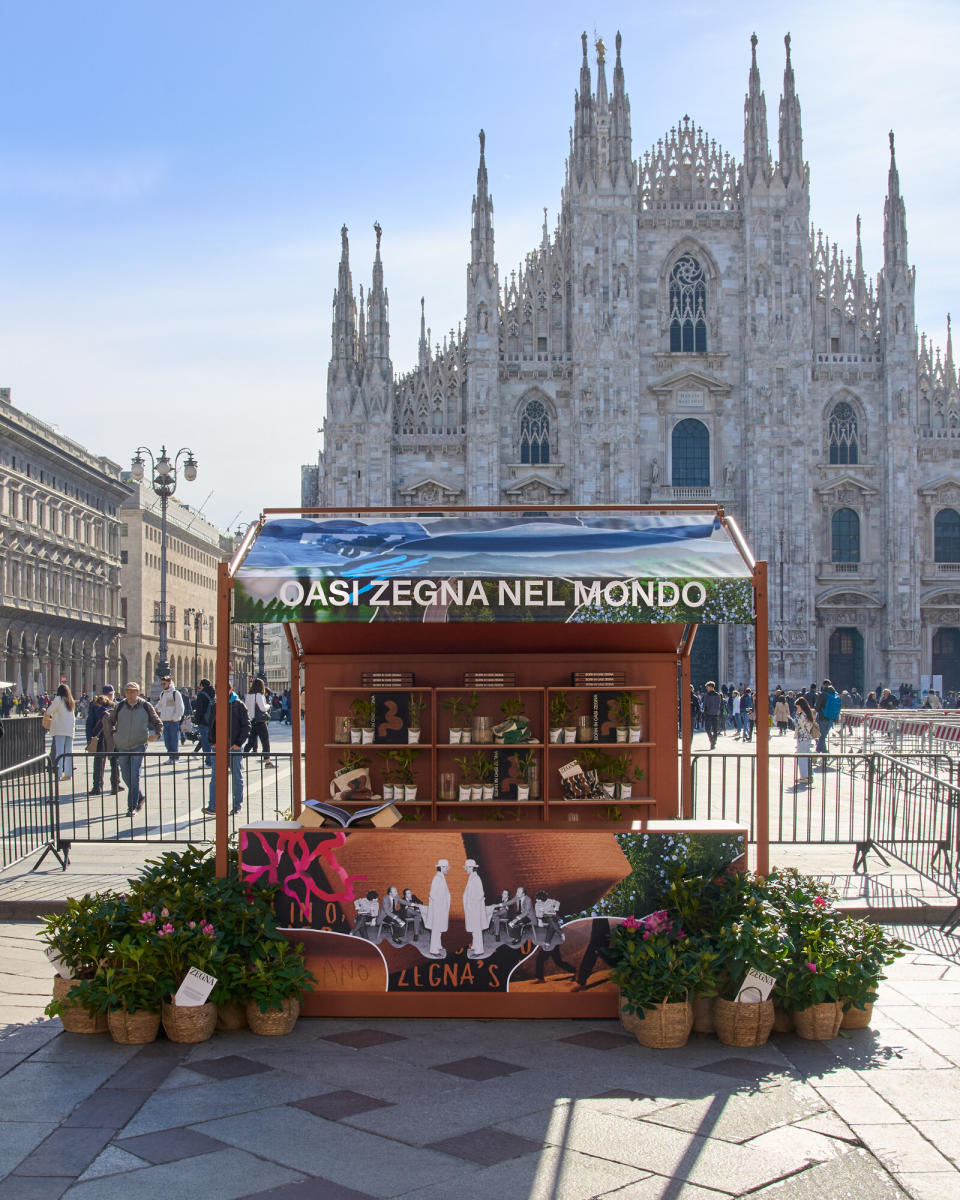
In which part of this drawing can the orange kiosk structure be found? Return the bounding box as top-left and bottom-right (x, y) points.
(212, 506), (767, 1018)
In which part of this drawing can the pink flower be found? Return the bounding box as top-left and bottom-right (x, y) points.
(813, 896), (827, 909)
(188, 921), (196, 929)
(201, 923), (215, 936)
(807, 963), (817, 973)
(642, 931), (651, 940)
(676, 929), (687, 939)
(622, 916), (639, 929)
(160, 922), (174, 935)
(138, 911), (155, 924)
(160, 908), (169, 917)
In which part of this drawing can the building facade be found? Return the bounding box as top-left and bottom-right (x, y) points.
(302, 32), (960, 693)
(0, 388), (127, 697)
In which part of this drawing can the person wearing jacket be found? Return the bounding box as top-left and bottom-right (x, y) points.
(205, 690), (250, 815)
(86, 685), (123, 796)
(192, 678), (215, 765)
(243, 678), (275, 766)
(108, 682), (162, 815)
(701, 681), (722, 749)
(156, 675), (186, 763)
(813, 679), (841, 756)
(46, 684), (77, 781)
(773, 694), (791, 735)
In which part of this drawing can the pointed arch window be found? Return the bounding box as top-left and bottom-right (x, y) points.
(671, 419), (709, 486)
(519, 399), (550, 465)
(669, 254), (707, 352)
(828, 401), (859, 464)
(935, 508), (960, 563)
(831, 508), (860, 563)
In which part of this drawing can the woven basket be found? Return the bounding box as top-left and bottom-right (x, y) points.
(52, 976), (107, 1035)
(216, 1002), (248, 1030)
(246, 995), (300, 1036)
(621, 997), (692, 1049)
(771, 1005), (793, 1033)
(793, 1000), (843, 1040)
(840, 1001), (873, 1030)
(107, 1009), (160, 1044)
(714, 995), (775, 1048)
(692, 993), (716, 1035)
(161, 999), (217, 1043)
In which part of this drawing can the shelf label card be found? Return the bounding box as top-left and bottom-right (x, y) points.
(173, 967), (217, 1007)
(735, 968), (776, 1002)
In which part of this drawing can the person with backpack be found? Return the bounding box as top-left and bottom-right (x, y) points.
(86, 685), (123, 796)
(814, 679), (842, 758)
(192, 678), (215, 765)
(108, 682), (162, 815)
(205, 689), (250, 815)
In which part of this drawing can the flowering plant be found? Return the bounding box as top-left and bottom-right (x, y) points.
(835, 918), (910, 1012)
(608, 911), (712, 1014)
(61, 932), (173, 1015)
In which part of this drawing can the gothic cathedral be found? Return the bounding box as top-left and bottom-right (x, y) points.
(301, 32), (960, 693)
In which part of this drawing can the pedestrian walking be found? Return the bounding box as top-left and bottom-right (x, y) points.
(156, 675), (186, 762)
(108, 683), (162, 815)
(702, 681), (722, 749)
(244, 678), (275, 766)
(46, 684), (76, 781)
(86, 686), (123, 796)
(794, 695), (816, 787)
(192, 678), (215, 765)
(773, 694), (790, 735)
(205, 690), (250, 814)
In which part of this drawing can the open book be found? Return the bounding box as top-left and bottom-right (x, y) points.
(300, 798), (401, 829)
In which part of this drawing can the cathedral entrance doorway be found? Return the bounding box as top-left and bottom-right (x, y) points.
(690, 624), (719, 688)
(932, 627), (960, 693)
(828, 627), (864, 694)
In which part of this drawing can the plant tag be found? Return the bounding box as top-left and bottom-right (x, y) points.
(173, 967), (217, 1007)
(558, 759), (584, 780)
(736, 968), (776, 1002)
(44, 945), (72, 979)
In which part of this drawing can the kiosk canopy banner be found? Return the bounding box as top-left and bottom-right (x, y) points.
(234, 513), (754, 625)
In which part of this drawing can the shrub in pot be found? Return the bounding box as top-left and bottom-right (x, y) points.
(709, 907), (788, 1047)
(41, 892), (126, 1034)
(835, 917), (909, 1029)
(66, 934), (172, 1044)
(245, 939), (317, 1035)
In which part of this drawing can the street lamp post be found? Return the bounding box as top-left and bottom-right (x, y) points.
(185, 607), (204, 692)
(130, 445), (198, 681)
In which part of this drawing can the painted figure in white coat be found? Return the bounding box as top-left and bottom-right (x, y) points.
(423, 859), (450, 958)
(463, 858), (490, 958)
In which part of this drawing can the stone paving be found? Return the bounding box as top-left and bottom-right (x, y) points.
(2, 918), (960, 1199)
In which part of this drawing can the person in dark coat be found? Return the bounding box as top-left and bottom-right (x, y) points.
(204, 690), (250, 815)
(86, 686), (122, 796)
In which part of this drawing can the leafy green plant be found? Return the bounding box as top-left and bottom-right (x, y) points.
(349, 697), (375, 728)
(615, 692), (644, 726)
(549, 691), (575, 727)
(835, 918), (910, 1012)
(39, 892), (128, 979)
(608, 911), (712, 1014)
(465, 691), (481, 721)
(408, 692), (426, 729)
(245, 939), (317, 1013)
(388, 747), (421, 785)
(63, 933), (172, 1015)
(442, 694), (468, 727)
(514, 750), (536, 782)
(500, 694), (526, 721)
(337, 749), (370, 774)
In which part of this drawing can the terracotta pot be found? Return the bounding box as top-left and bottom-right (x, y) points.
(216, 1001), (248, 1030)
(840, 1001), (873, 1030)
(793, 1000), (843, 1040)
(620, 997), (692, 1049)
(52, 975), (107, 1035)
(771, 1005), (793, 1033)
(692, 993), (716, 1035)
(246, 995), (300, 1036)
(107, 1009), (160, 1044)
(161, 999), (217, 1043)
(714, 997), (775, 1047)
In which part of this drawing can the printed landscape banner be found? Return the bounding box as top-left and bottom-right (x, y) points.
(233, 513), (755, 624)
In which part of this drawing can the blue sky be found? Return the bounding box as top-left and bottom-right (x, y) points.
(1, 0), (958, 530)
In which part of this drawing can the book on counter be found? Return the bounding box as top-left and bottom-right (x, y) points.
(299, 797), (402, 829)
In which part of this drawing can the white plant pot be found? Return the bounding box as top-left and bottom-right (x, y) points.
(549, 728), (563, 743)
(458, 785), (471, 801)
(615, 727), (629, 743)
(563, 726), (577, 743)
(481, 784), (494, 801)
(619, 783), (633, 800)
(361, 728), (375, 744)
(403, 784), (418, 801)
(516, 784), (530, 801)
(449, 728), (463, 744)
(383, 784), (395, 801)
(461, 730), (472, 744)
(349, 728), (362, 744)
(407, 728), (421, 744)
(470, 785), (482, 802)
(629, 727), (643, 743)
(602, 782), (617, 798)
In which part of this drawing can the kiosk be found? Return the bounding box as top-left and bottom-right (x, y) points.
(213, 506), (767, 1018)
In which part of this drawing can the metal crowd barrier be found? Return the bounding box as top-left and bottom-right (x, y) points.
(0, 715), (46, 771)
(837, 709), (960, 757)
(0, 752), (66, 871)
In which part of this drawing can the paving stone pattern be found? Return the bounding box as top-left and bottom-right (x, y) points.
(3, 922), (960, 1197)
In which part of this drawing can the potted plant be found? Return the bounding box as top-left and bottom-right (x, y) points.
(407, 692), (426, 744)
(475, 751), (496, 800)
(245, 938), (317, 1035)
(454, 752), (481, 801)
(67, 932), (171, 1044)
(154, 918), (225, 1044)
(391, 747), (422, 800)
(442, 694), (469, 744)
(835, 917), (910, 1029)
(514, 750), (536, 801)
(608, 911), (703, 1048)
(710, 909), (789, 1047)
(377, 749), (398, 801)
(604, 754), (645, 800)
(349, 697), (376, 744)
(548, 692), (570, 743)
(41, 892), (125, 1034)
(614, 692), (643, 742)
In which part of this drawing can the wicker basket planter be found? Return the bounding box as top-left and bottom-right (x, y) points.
(840, 1001), (873, 1030)
(107, 1009), (160, 1045)
(52, 976), (107, 1035)
(216, 1002), (248, 1031)
(620, 997), (692, 1049)
(161, 999), (217, 1043)
(246, 996), (300, 1036)
(793, 1000), (843, 1040)
(771, 1005), (793, 1033)
(714, 997), (775, 1047)
(692, 994), (716, 1035)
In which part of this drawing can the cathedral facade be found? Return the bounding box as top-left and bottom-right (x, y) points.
(301, 33), (960, 693)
